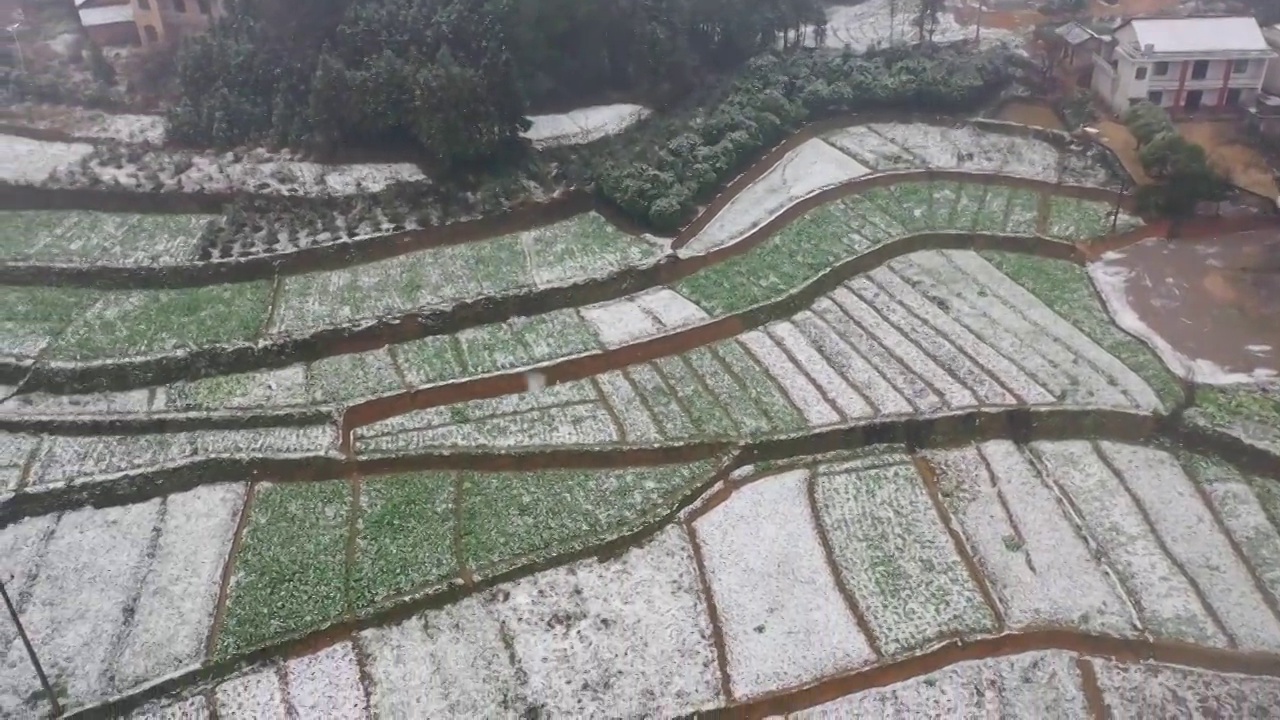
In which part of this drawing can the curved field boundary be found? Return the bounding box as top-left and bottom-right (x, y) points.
(4, 172), (1130, 394)
(0, 405), (333, 435)
(0, 115), (1111, 289)
(0, 404), (1181, 527)
(48, 408), (1280, 720)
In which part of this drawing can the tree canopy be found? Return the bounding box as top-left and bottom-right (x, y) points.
(167, 0), (828, 167)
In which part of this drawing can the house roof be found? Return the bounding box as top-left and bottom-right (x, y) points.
(1054, 21), (1098, 46)
(1117, 16), (1270, 54)
(79, 4), (133, 26)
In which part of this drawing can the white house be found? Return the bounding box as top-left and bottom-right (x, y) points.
(1264, 23), (1280, 95)
(1091, 16), (1276, 115)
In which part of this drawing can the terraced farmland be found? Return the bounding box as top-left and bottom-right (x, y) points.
(2, 119), (1277, 719)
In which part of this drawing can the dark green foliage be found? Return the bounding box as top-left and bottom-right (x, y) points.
(1122, 102), (1227, 217)
(169, 0), (825, 166)
(596, 46), (1015, 230)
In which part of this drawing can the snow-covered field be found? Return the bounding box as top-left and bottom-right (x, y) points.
(817, 0), (1022, 53)
(682, 139), (871, 256)
(0, 210), (212, 266)
(0, 484), (244, 714)
(523, 104), (652, 149)
(824, 123), (1063, 183)
(2, 106), (166, 144)
(0, 134), (94, 185)
(356, 248), (1164, 454)
(107, 438), (1280, 712)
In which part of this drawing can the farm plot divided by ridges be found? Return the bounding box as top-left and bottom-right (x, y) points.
(0, 484), (245, 711)
(674, 180), (1128, 317)
(358, 249), (1166, 454)
(1185, 385), (1280, 457)
(980, 250), (1184, 408)
(44, 281), (273, 363)
(216, 458), (723, 654)
(925, 439), (1280, 649)
(0, 286), (98, 359)
(822, 122), (1063, 183)
(0, 210), (214, 266)
(270, 213), (661, 336)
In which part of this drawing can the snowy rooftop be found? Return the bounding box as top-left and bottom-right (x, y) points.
(1122, 16), (1271, 55)
(1054, 21), (1098, 46)
(79, 4), (134, 26)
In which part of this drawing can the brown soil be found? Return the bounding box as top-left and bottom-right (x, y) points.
(1092, 120), (1154, 185)
(997, 101), (1066, 131)
(1177, 121), (1280, 202)
(1093, 229), (1280, 379)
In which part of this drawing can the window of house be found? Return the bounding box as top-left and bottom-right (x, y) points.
(1191, 59), (1209, 80)
(197, 0), (210, 13)
(173, 0), (186, 12)
(1147, 90), (1163, 105)
(137, 0), (150, 9)
(1226, 88), (1243, 106)
(1154, 61), (1169, 76)
(1135, 66), (1148, 80)
(1233, 59), (1249, 74)
(143, 24), (158, 42)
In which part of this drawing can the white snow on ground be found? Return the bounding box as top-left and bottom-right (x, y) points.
(215, 667), (286, 719)
(766, 321), (874, 419)
(0, 432), (39, 492)
(581, 288), (710, 347)
(0, 486), (245, 711)
(0, 387), (154, 416)
(596, 370), (663, 442)
(363, 526), (720, 716)
(1030, 441), (1228, 647)
(927, 443), (1135, 636)
(3, 106), (166, 144)
(285, 642), (368, 720)
(693, 469), (875, 698)
(363, 595), (522, 716)
(1204, 481), (1280, 609)
(0, 516), (58, 718)
(128, 695), (211, 719)
(0, 134), (94, 184)
(1098, 442), (1280, 651)
(792, 650), (1088, 718)
(681, 139), (871, 257)
(523, 104), (652, 149)
(738, 331), (842, 427)
(897, 251), (1160, 411)
(1091, 658), (1280, 716)
(791, 311), (913, 415)
(817, 1), (1021, 53)
(825, 123), (1061, 183)
(1090, 254), (1278, 385)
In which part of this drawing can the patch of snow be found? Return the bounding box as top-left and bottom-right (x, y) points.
(737, 332), (841, 427)
(694, 469), (875, 698)
(1089, 258), (1277, 385)
(596, 370), (662, 443)
(792, 311), (913, 416)
(215, 667), (286, 719)
(681, 139), (871, 257)
(580, 298), (663, 347)
(927, 443), (1135, 635)
(4, 501), (160, 707)
(285, 642), (368, 720)
(1099, 441), (1280, 651)
(817, 1), (1022, 53)
(523, 104), (651, 149)
(486, 525), (721, 715)
(633, 288), (710, 327)
(0, 134), (94, 184)
(1092, 658), (1280, 716)
(113, 484), (247, 692)
(128, 695), (211, 719)
(1030, 441), (1227, 646)
(362, 595), (520, 716)
(1203, 481), (1280, 611)
(793, 650), (1087, 718)
(0, 388), (153, 416)
(766, 321), (873, 419)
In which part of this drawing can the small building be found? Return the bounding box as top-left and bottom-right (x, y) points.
(130, 0), (223, 46)
(1091, 16), (1277, 115)
(1264, 23), (1280, 95)
(1048, 21), (1105, 88)
(78, 0), (139, 47)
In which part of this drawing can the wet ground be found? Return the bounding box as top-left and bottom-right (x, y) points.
(1092, 228), (1280, 382)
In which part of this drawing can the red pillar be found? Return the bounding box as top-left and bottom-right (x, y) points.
(1218, 59), (1234, 107)
(1174, 60), (1190, 108)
